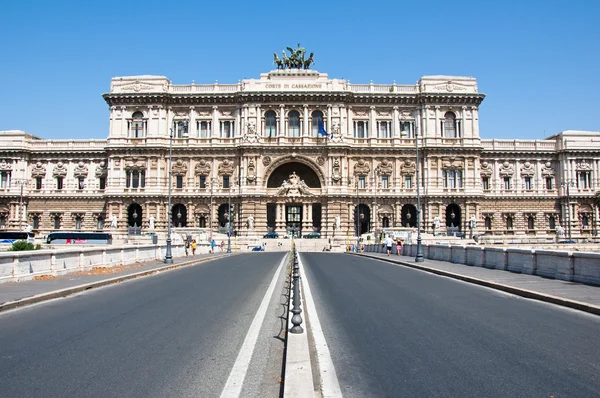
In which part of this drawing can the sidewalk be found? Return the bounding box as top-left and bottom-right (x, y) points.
(0, 253), (229, 312)
(352, 252), (600, 315)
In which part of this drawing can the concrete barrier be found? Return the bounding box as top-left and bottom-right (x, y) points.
(573, 252), (600, 285)
(507, 249), (535, 274)
(484, 247), (507, 270)
(535, 249), (565, 279)
(450, 246), (467, 264)
(465, 246), (485, 266)
(0, 243), (184, 284)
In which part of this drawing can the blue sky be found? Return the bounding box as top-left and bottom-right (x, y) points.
(0, 0), (598, 140)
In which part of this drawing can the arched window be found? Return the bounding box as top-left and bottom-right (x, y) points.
(485, 216), (492, 230)
(174, 120), (188, 138)
(582, 214), (589, 228)
(382, 216), (390, 228)
(549, 216), (556, 230)
(75, 216), (82, 230)
(198, 216), (207, 228)
(33, 215), (40, 229)
(288, 110), (300, 137)
(311, 110), (324, 137)
(54, 215), (61, 230)
(527, 216), (535, 230)
(443, 112), (457, 138)
(97, 216), (104, 230)
(264, 110), (277, 137)
(129, 111), (146, 138)
(0, 215), (5, 228)
(506, 216), (513, 230)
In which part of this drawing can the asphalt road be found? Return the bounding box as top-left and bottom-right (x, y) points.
(301, 253), (600, 398)
(0, 252), (288, 398)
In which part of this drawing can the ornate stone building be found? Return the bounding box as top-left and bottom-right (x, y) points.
(1, 67), (599, 240)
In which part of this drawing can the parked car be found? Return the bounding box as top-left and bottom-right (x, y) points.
(251, 245), (265, 251)
(303, 232), (321, 239)
(263, 232), (279, 239)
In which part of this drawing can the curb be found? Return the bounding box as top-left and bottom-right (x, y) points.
(349, 252), (600, 316)
(0, 254), (234, 313)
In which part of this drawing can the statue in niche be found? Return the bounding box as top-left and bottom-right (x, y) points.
(247, 215), (255, 230)
(110, 214), (118, 229)
(148, 215), (155, 231)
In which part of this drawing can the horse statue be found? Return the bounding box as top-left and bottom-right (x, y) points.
(303, 52), (314, 69)
(273, 53), (284, 69)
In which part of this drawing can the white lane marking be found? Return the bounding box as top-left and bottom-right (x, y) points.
(298, 254), (343, 397)
(219, 253), (288, 398)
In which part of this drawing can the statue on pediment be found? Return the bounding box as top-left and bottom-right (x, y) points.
(277, 172), (313, 196)
(276, 44), (314, 70)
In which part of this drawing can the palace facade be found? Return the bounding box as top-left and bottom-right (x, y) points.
(1, 68), (599, 240)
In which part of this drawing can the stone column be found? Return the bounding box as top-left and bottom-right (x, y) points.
(235, 107), (241, 138)
(327, 104), (332, 134)
(369, 106), (376, 139)
(121, 106), (127, 137)
(303, 105), (309, 137)
(189, 106), (196, 138)
(212, 106), (218, 138)
(347, 106), (352, 139)
(392, 106), (399, 138)
(434, 106), (440, 137)
(279, 104), (285, 137)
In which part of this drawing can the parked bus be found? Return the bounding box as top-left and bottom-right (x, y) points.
(0, 231), (35, 245)
(46, 232), (113, 245)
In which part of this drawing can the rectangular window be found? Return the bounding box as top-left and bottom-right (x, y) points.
(443, 170), (463, 188)
(176, 175), (183, 189)
(36, 177), (42, 190)
(0, 172), (10, 189)
(354, 121), (368, 138)
(174, 120), (188, 138)
(54, 216), (61, 230)
(503, 177), (511, 190)
(199, 175), (206, 188)
(141, 170), (145, 188)
(56, 177), (63, 190)
(358, 175), (366, 189)
(33, 215), (40, 229)
(223, 175), (230, 189)
(545, 177), (553, 190)
(524, 177), (532, 190)
(400, 122), (413, 138)
(405, 175), (412, 189)
(506, 217), (513, 230)
(482, 176), (490, 190)
(129, 120), (146, 138)
(577, 171), (591, 189)
(198, 121), (211, 138)
(220, 121), (234, 138)
(381, 175), (389, 189)
(132, 170), (139, 188)
(378, 121), (391, 138)
(99, 177), (106, 190)
(78, 177), (85, 190)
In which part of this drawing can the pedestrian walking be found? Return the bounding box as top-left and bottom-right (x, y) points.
(210, 239), (216, 254)
(220, 240), (224, 252)
(191, 239), (197, 256)
(384, 235), (394, 256)
(396, 238), (403, 256)
(184, 239), (190, 257)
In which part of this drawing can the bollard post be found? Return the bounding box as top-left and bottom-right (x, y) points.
(290, 249), (304, 333)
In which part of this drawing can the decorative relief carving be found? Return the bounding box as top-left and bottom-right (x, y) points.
(400, 159), (416, 176)
(480, 161), (493, 177)
(541, 161), (555, 177)
(576, 160), (592, 171)
(329, 121), (343, 143)
(247, 159), (257, 183)
(353, 159), (370, 175)
(376, 159), (393, 176)
(442, 157), (463, 170)
(332, 159), (342, 182)
(317, 156), (325, 166)
(218, 159), (235, 176)
(95, 161), (108, 178)
(124, 158), (146, 170)
(499, 161), (515, 177)
(353, 110), (368, 117)
(277, 172), (313, 197)
(31, 162), (46, 178)
(0, 160), (12, 171)
(172, 159), (189, 176)
(52, 162), (68, 178)
(262, 156), (272, 166)
(73, 161), (88, 178)
(194, 159), (211, 175)
(520, 161), (536, 177)
(120, 82), (155, 92)
(242, 120), (260, 143)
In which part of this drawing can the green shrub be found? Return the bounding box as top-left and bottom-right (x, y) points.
(8, 241), (37, 251)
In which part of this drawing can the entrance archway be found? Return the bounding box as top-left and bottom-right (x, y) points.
(446, 204), (462, 233)
(218, 203), (233, 229)
(172, 204), (187, 227)
(354, 204), (371, 235)
(286, 204), (302, 237)
(401, 204), (417, 227)
(267, 162), (321, 188)
(128, 204), (142, 227)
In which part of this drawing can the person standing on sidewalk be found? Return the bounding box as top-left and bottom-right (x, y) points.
(191, 239), (197, 256)
(396, 238), (403, 256)
(384, 235), (394, 256)
(184, 239), (190, 257)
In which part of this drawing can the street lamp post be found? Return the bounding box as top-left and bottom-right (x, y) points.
(355, 179), (360, 252)
(227, 183), (232, 253)
(415, 126), (424, 262)
(209, 178), (214, 242)
(164, 128), (174, 264)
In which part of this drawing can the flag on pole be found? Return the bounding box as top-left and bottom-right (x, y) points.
(317, 119), (328, 137)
